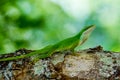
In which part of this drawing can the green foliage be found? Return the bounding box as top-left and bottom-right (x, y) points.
(0, 0), (120, 53)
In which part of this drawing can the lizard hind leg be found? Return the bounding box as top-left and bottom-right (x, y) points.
(31, 52), (51, 63)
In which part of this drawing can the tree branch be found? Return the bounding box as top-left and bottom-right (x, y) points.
(0, 46), (120, 80)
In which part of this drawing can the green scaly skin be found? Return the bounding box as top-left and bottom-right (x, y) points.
(0, 25), (95, 62)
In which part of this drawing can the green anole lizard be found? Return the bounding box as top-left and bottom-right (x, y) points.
(0, 25), (95, 62)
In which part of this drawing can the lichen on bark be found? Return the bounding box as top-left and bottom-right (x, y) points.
(0, 46), (120, 80)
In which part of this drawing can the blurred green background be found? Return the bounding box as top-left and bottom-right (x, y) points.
(0, 0), (120, 53)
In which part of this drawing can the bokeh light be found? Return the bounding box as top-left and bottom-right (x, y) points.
(0, 0), (120, 53)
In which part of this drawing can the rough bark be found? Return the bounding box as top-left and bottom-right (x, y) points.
(0, 46), (120, 80)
